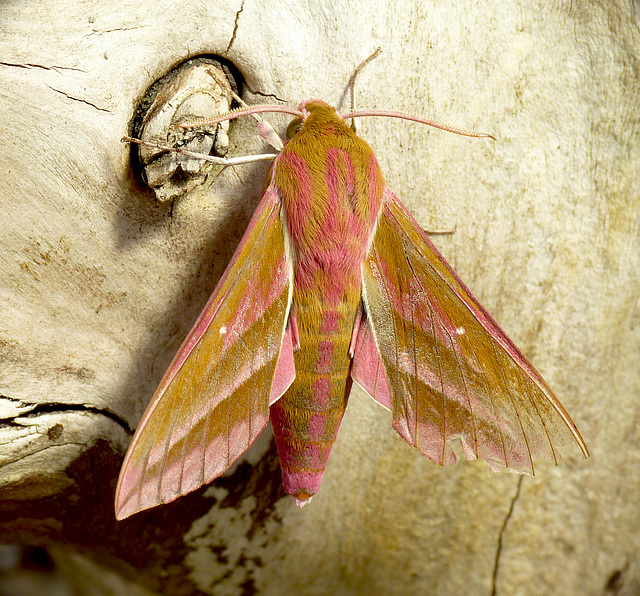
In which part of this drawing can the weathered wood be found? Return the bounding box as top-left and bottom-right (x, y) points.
(0, 0), (637, 594)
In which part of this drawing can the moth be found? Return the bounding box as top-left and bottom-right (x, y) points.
(115, 68), (589, 520)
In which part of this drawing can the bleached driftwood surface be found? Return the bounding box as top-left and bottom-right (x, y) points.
(0, 0), (638, 594)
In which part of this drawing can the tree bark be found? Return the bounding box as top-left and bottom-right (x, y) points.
(0, 0), (637, 594)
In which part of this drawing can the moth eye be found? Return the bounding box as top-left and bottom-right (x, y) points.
(286, 119), (303, 139)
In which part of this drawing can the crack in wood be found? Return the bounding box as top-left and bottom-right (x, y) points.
(226, 0), (245, 53)
(45, 85), (111, 112)
(491, 476), (523, 596)
(0, 61), (85, 73)
(0, 401), (132, 434)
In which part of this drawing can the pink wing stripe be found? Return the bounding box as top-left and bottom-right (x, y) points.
(154, 186), (283, 397)
(383, 187), (552, 393)
(362, 186), (588, 469)
(351, 311), (393, 410)
(156, 345), (279, 450)
(115, 183), (293, 519)
(270, 319), (296, 405)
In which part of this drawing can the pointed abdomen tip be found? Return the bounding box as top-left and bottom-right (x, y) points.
(293, 492), (314, 507)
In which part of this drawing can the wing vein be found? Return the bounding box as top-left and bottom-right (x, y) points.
(491, 340), (533, 470)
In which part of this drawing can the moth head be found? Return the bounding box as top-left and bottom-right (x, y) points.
(286, 118), (303, 139)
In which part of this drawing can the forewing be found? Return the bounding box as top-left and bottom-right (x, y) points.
(115, 186), (294, 519)
(361, 187), (588, 473)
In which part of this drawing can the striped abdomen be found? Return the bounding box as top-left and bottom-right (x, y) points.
(270, 293), (359, 502)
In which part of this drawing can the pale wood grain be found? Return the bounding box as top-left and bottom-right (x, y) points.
(0, 0), (637, 594)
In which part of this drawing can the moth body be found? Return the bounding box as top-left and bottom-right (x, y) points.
(270, 102), (384, 503)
